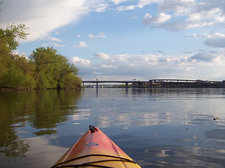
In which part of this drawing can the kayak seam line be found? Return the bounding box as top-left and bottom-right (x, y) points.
(55, 159), (137, 167)
(56, 164), (113, 168)
(51, 154), (137, 168)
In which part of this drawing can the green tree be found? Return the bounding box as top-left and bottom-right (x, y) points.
(53, 54), (79, 89)
(0, 24), (35, 89)
(0, 24), (27, 51)
(0, 24), (80, 90)
(30, 47), (81, 89)
(30, 47), (59, 88)
(63, 73), (82, 89)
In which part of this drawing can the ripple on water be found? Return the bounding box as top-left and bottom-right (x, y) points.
(205, 129), (225, 141)
(138, 146), (225, 168)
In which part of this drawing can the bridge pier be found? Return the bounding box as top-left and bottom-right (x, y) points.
(126, 82), (128, 88)
(138, 82), (142, 88)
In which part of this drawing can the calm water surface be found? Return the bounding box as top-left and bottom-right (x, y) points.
(0, 88), (225, 168)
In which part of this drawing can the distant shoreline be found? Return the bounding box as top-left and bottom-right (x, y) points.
(0, 87), (81, 92)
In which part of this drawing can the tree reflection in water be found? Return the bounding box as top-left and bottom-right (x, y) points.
(0, 90), (81, 157)
(0, 130), (30, 157)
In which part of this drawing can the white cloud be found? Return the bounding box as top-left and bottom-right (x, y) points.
(96, 3), (108, 12)
(0, 0), (88, 42)
(89, 32), (106, 39)
(113, 54), (130, 62)
(185, 32), (225, 48)
(115, 0), (163, 11)
(117, 5), (136, 11)
(72, 56), (90, 66)
(186, 8), (225, 29)
(95, 52), (111, 60)
(159, 0), (194, 14)
(154, 13), (171, 24)
(2, 0), (225, 42)
(207, 32), (225, 39)
(48, 37), (61, 42)
(101, 64), (115, 69)
(74, 41), (87, 48)
(48, 42), (65, 48)
(78, 50), (225, 80)
(143, 13), (153, 26)
(111, 0), (130, 5)
(87, 2), (108, 12)
(204, 32), (225, 48)
(187, 53), (218, 63)
(141, 0), (225, 31)
(138, 0), (163, 8)
(143, 13), (171, 26)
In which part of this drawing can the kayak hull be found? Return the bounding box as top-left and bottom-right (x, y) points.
(52, 126), (141, 168)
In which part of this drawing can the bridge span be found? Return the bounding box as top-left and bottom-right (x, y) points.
(83, 79), (225, 88)
(83, 80), (148, 88)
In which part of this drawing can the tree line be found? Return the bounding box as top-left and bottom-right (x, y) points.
(0, 24), (82, 91)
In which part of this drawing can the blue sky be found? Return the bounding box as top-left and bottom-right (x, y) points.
(1, 0), (225, 80)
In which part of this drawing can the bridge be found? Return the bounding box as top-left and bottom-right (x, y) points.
(82, 79), (225, 88)
(83, 80), (148, 88)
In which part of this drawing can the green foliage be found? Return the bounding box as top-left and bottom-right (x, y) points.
(1, 69), (24, 88)
(1, 63), (35, 89)
(30, 47), (81, 89)
(0, 24), (81, 90)
(0, 24), (27, 52)
(63, 73), (82, 89)
(0, 24), (32, 88)
(0, 90), (81, 157)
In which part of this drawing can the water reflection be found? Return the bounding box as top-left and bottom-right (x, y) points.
(0, 90), (81, 157)
(0, 130), (30, 157)
(205, 129), (225, 140)
(139, 146), (225, 168)
(33, 129), (57, 136)
(81, 88), (225, 129)
(1, 88), (225, 168)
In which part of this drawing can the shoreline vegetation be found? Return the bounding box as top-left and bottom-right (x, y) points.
(0, 24), (82, 92)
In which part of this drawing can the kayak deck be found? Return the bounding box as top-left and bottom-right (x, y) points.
(52, 125), (141, 168)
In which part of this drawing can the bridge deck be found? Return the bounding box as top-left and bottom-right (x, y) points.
(82, 79), (225, 88)
(83, 80), (149, 83)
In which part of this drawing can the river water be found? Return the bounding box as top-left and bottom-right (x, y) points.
(0, 88), (225, 168)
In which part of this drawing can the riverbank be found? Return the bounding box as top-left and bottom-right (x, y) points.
(0, 87), (81, 92)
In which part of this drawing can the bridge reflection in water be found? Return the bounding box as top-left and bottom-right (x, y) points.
(83, 79), (225, 88)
